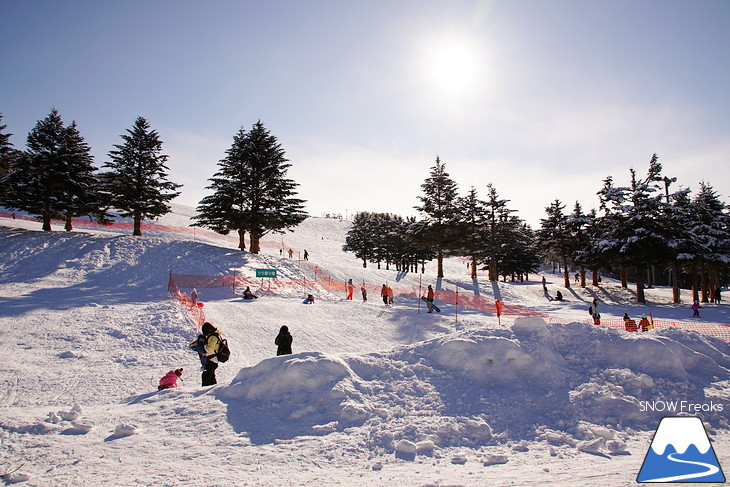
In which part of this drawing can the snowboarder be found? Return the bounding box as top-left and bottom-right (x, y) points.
(425, 285), (435, 313)
(691, 300), (701, 317)
(200, 322), (221, 386)
(275, 325), (293, 356)
(158, 368), (183, 390)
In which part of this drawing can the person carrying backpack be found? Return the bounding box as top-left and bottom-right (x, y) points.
(200, 322), (222, 386)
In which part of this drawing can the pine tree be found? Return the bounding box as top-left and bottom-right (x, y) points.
(536, 199), (573, 287)
(414, 156), (460, 277)
(0, 113), (20, 182)
(454, 186), (487, 279)
(103, 117), (181, 236)
(688, 182), (730, 302)
(2, 109), (68, 230)
(344, 212), (377, 267)
(194, 121), (307, 252)
(478, 183), (516, 281)
(57, 121), (108, 231)
(566, 202), (593, 287)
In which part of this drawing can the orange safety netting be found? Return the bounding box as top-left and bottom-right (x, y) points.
(167, 271), (730, 342)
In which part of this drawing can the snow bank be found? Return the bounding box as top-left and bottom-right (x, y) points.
(217, 315), (730, 451)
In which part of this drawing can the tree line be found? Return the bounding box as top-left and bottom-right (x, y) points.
(343, 155), (729, 304)
(0, 111), (306, 247)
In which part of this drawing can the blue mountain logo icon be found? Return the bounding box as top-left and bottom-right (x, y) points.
(638, 416), (725, 483)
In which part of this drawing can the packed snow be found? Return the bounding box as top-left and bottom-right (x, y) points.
(0, 206), (728, 486)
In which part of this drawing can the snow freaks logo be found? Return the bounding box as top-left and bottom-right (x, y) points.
(637, 416), (726, 483)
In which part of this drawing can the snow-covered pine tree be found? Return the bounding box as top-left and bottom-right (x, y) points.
(566, 202), (594, 287)
(194, 121), (306, 253)
(688, 182), (730, 302)
(499, 217), (540, 282)
(536, 199), (574, 288)
(478, 183), (516, 282)
(103, 117), (181, 236)
(414, 157), (460, 278)
(2, 109), (69, 231)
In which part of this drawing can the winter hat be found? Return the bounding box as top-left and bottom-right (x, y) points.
(174, 368), (183, 377)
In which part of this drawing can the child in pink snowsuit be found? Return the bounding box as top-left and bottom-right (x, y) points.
(158, 368), (183, 390)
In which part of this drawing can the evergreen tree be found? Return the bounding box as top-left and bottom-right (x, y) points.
(414, 156), (460, 277)
(688, 182), (730, 302)
(478, 183), (515, 281)
(58, 121), (108, 231)
(499, 218), (540, 281)
(454, 186), (487, 279)
(194, 121), (306, 252)
(2, 109), (68, 230)
(343, 211), (375, 268)
(566, 202), (593, 287)
(103, 117), (181, 236)
(0, 113), (20, 182)
(536, 199), (573, 287)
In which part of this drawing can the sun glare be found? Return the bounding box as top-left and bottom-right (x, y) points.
(430, 43), (477, 94)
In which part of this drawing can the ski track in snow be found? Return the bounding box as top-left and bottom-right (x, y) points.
(0, 206), (728, 487)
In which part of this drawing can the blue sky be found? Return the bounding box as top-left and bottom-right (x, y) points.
(2, 0), (728, 226)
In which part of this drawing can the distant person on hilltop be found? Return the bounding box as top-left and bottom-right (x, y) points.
(275, 325), (293, 356)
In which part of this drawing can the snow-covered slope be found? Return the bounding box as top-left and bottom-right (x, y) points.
(0, 210), (728, 486)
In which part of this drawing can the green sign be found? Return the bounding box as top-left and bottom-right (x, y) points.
(256, 269), (277, 278)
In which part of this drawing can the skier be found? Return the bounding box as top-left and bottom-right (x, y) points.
(275, 325), (293, 356)
(158, 368), (183, 391)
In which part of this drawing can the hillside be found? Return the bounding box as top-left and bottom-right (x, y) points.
(0, 209), (728, 486)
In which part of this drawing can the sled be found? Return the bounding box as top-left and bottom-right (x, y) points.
(0, 463), (25, 478)
(421, 296), (441, 312)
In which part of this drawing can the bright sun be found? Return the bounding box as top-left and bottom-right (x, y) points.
(430, 43), (477, 94)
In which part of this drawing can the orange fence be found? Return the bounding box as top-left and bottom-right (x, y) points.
(168, 274), (206, 326)
(167, 271), (730, 342)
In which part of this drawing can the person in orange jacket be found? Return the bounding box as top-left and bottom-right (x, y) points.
(381, 284), (388, 305)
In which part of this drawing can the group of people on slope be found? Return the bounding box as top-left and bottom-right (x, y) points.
(159, 321), (295, 391)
